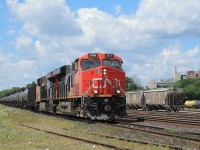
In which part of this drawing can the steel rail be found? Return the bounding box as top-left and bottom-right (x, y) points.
(143, 118), (200, 126)
(120, 121), (200, 136)
(101, 122), (198, 147)
(63, 127), (181, 150)
(123, 117), (200, 126)
(20, 124), (133, 150)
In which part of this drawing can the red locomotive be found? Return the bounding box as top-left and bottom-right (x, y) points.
(37, 53), (127, 120)
(0, 53), (127, 120)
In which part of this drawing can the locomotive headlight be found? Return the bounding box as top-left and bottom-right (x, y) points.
(103, 69), (107, 75)
(94, 90), (98, 94)
(116, 89), (121, 94)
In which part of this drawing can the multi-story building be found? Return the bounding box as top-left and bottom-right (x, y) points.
(187, 70), (200, 78)
(145, 67), (200, 89)
(145, 79), (174, 89)
(174, 66), (181, 82)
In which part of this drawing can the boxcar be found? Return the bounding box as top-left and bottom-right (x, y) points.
(126, 91), (145, 110)
(144, 88), (183, 111)
(126, 88), (183, 112)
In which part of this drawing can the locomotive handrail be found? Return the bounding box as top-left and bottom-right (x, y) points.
(83, 80), (93, 97)
(117, 82), (126, 95)
(82, 80), (93, 107)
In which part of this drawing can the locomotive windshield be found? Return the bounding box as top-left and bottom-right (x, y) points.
(103, 59), (121, 69)
(81, 59), (100, 71)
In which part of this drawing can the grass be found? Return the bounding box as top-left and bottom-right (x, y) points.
(0, 105), (105, 150)
(0, 104), (172, 150)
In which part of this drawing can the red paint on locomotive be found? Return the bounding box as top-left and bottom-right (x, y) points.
(69, 53), (125, 97)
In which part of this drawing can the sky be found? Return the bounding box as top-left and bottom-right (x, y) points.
(0, 0), (200, 90)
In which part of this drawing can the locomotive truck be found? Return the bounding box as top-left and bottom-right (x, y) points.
(0, 53), (127, 121)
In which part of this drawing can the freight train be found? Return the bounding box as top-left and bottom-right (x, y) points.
(0, 53), (127, 120)
(126, 88), (183, 112)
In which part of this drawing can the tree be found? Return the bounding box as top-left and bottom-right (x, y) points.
(174, 78), (198, 88)
(26, 81), (36, 88)
(174, 78), (200, 100)
(126, 76), (143, 91)
(183, 80), (200, 100)
(0, 87), (21, 97)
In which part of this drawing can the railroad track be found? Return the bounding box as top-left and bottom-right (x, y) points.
(126, 110), (200, 127)
(118, 121), (200, 141)
(16, 109), (200, 149)
(123, 117), (200, 128)
(117, 123), (200, 144)
(100, 122), (200, 149)
(127, 109), (200, 114)
(20, 124), (133, 150)
(144, 118), (200, 126)
(63, 127), (188, 150)
(121, 121), (200, 136)
(127, 113), (200, 121)
(20, 123), (184, 150)
(126, 111), (200, 119)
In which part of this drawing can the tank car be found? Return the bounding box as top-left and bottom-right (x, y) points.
(0, 85), (36, 109)
(185, 100), (200, 108)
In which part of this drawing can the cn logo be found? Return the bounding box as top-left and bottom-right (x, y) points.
(92, 78), (112, 88)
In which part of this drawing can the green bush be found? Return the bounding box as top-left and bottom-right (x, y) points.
(174, 78), (200, 100)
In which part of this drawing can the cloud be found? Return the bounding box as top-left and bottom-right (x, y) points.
(115, 5), (122, 15)
(124, 44), (200, 83)
(35, 40), (46, 56)
(135, 0), (200, 37)
(3, 0), (200, 89)
(161, 45), (180, 64)
(77, 8), (146, 51)
(7, 0), (200, 52)
(0, 52), (36, 91)
(16, 35), (33, 51)
(6, 29), (16, 35)
(186, 45), (199, 57)
(76, 0), (200, 52)
(7, 0), (82, 36)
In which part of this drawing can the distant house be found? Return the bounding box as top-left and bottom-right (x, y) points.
(187, 70), (200, 78)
